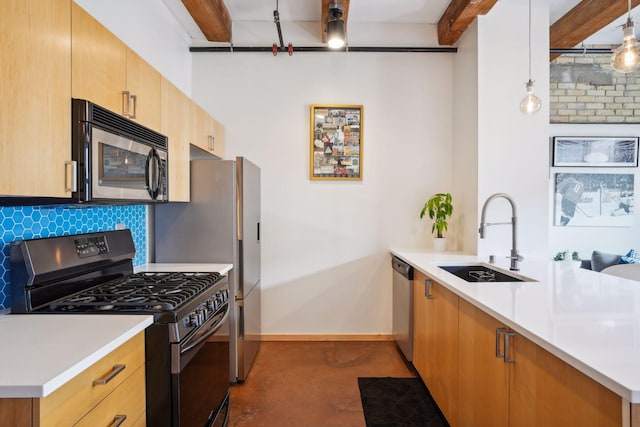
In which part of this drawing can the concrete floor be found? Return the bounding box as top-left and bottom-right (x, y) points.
(228, 341), (417, 427)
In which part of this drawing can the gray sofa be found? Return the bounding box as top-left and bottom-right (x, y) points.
(581, 250), (640, 282)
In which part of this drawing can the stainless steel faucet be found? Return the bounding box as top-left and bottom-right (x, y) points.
(479, 193), (523, 271)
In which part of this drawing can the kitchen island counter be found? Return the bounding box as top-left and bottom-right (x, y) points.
(0, 314), (152, 398)
(391, 248), (640, 404)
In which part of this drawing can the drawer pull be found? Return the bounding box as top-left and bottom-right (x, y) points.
(93, 364), (126, 386)
(110, 415), (127, 427)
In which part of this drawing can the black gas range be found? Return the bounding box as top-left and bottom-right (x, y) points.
(10, 229), (230, 427)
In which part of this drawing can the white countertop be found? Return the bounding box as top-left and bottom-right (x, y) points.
(390, 248), (640, 403)
(135, 263), (233, 275)
(0, 314), (153, 398)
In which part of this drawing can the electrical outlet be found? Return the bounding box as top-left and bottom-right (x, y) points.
(115, 223), (126, 230)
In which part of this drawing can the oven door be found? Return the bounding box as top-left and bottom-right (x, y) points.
(90, 126), (167, 201)
(173, 305), (231, 427)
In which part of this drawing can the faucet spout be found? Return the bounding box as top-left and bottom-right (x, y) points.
(479, 193), (523, 271)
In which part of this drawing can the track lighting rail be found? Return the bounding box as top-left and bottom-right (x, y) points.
(190, 46), (457, 53)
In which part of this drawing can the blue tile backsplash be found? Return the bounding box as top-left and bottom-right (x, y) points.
(0, 205), (147, 310)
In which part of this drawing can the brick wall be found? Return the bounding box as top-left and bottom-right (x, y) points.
(550, 46), (640, 123)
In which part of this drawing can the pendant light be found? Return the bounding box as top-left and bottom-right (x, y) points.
(327, 3), (345, 49)
(611, 0), (640, 73)
(520, 0), (541, 115)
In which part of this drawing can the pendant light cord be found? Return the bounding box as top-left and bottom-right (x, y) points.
(528, 0), (532, 81)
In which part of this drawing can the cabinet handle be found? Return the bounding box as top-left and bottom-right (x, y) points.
(129, 94), (137, 119)
(208, 135), (215, 151)
(122, 91), (137, 118)
(92, 364), (126, 386)
(504, 332), (516, 364)
(495, 328), (507, 358)
(122, 91), (131, 117)
(424, 279), (434, 299)
(64, 161), (77, 193)
(109, 415), (127, 427)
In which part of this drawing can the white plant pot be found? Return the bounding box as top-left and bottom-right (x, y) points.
(433, 237), (447, 252)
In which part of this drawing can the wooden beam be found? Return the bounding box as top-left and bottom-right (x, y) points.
(181, 0), (231, 42)
(437, 0), (499, 46)
(321, 0), (350, 43)
(550, 0), (640, 61)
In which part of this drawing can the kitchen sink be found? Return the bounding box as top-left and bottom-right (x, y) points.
(438, 264), (534, 283)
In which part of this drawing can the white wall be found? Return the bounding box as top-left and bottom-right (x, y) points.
(452, 20), (480, 254)
(550, 123), (640, 259)
(73, 0), (193, 95)
(475, 0), (550, 260)
(191, 50), (454, 334)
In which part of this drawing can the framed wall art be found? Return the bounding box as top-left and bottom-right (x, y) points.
(554, 172), (634, 227)
(310, 104), (363, 180)
(552, 136), (639, 167)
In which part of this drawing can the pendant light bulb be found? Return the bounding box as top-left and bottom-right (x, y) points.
(611, 17), (640, 73)
(520, 80), (541, 115)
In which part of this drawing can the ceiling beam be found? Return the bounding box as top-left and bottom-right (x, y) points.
(437, 0), (499, 46)
(321, 0), (350, 43)
(181, 0), (231, 42)
(550, 0), (640, 61)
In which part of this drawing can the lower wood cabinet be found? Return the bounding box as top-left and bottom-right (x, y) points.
(412, 273), (629, 427)
(413, 271), (459, 426)
(457, 298), (623, 427)
(458, 298), (510, 427)
(0, 332), (145, 427)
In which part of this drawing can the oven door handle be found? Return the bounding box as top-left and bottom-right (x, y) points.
(181, 304), (230, 355)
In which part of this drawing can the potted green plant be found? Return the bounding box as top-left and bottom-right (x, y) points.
(554, 250), (581, 267)
(420, 192), (453, 251)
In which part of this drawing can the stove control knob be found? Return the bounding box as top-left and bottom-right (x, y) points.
(188, 313), (199, 327)
(196, 308), (205, 324)
(207, 299), (217, 311)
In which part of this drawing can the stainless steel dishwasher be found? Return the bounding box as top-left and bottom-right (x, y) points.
(392, 256), (414, 361)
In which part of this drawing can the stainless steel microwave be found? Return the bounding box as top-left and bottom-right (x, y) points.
(71, 98), (168, 203)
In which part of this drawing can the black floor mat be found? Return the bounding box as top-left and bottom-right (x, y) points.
(358, 377), (448, 427)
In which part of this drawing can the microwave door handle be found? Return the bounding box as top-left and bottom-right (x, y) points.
(145, 149), (160, 199)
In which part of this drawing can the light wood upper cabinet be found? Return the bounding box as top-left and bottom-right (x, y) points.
(71, 2), (160, 131)
(191, 101), (225, 159)
(413, 271), (459, 426)
(161, 77), (191, 202)
(0, 0), (72, 198)
(124, 49), (162, 131)
(71, 2), (125, 113)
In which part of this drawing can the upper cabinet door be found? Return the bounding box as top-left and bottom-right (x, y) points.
(125, 48), (161, 131)
(190, 102), (225, 159)
(0, 0), (72, 198)
(71, 3), (160, 130)
(161, 77), (191, 202)
(71, 2), (126, 114)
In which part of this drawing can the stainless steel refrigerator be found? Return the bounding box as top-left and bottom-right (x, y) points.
(154, 157), (261, 382)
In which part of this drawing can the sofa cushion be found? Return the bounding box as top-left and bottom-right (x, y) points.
(620, 249), (640, 265)
(591, 251), (622, 272)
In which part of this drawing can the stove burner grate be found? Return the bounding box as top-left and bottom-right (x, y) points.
(48, 271), (222, 312)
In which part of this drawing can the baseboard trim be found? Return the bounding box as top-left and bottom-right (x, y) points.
(260, 334), (394, 342)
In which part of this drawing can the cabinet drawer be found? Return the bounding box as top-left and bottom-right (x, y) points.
(74, 365), (145, 427)
(38, 332), (145, 426)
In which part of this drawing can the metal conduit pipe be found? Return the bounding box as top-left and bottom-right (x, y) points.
(190, 45), (458, 53)
(550, 48), (614, 55)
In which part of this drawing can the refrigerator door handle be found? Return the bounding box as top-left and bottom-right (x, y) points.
(238, 301), (244, 339)
(257, 222), (260, 242)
